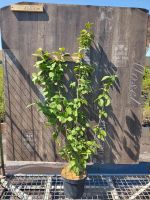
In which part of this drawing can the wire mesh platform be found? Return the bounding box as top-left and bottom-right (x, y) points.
(0, 174), (150, 199)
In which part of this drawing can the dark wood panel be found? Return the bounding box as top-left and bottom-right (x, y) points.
(0, 3), (148, 163)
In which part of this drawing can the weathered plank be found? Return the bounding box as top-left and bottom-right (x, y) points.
(147, 16), (150, 47)
(11, 4), (43, 12)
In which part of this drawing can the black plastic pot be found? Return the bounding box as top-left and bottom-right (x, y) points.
(62, 176), (86, 199)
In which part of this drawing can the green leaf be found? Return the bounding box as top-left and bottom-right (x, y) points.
(105, 98), (110, 106)
(32, 48), (43, 57)
(97, 129), (107, 140)
(37, 48), (43, 52)
(86, 123), (90, 127)
(52, 132), (58, 140)
(70, 82), (76, 88)
(85, 22), (93, 29)
(99, 110), (108, 118)
(103, 112), (108, 118)
(35, 60), (44, 66)
(76, 127), (80, 131)
(48, 117), (57, 125)
(43, 91), (48, 96)
(101, 76), (110, 81)
(67, 135), (73, 140)
(38, 71), (42, 76)
(52, 95), (60, 99)
(87, 141), (93, 145)
(73, 110), (78, 117)
(57, 116), (66, 123)
(66, 107), (72, 115)
(32, 74), (38, 83)
(49, 72), (54, 78)
(98, 99), (104, 107)
(100, 129), (107, 136)
(67, 116), (73, 122)
(59, 47), (65, 52)
(50, 62), (57, 70)
(69, 160), (76, 168)
(57, 104), (62, 111)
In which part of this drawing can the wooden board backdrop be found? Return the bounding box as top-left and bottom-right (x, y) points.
(0, 3), (148, 163)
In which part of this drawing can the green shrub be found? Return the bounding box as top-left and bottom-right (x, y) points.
(32, 23), (117, 175)
(142, 66), (150, 121)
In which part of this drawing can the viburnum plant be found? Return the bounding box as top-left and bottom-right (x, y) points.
(32, 22), (117, 176)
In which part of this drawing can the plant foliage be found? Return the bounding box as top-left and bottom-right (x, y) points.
(142, 66), (150, 121)
(32, 23), (117, 175)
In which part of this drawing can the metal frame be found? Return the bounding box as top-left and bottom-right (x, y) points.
(0, 174), (150, 199)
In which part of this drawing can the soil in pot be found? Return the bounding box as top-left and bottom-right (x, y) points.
(61, 166), (87, 199)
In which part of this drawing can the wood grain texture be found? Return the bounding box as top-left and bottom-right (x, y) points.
(0, 4), (148, 163)
(147, 16), (150, 47)
(11, 4), (43, 12)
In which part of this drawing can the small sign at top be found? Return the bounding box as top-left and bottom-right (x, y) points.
(11, 4), (44, 12)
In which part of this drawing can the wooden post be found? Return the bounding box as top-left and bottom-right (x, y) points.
(0, 123), (6, 176)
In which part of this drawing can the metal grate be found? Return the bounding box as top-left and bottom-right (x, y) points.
(0, 174), (150, 199)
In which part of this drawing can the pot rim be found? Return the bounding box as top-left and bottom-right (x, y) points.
(62, 175), (87, 183)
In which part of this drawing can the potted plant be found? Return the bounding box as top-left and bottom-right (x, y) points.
(32, 22), (117, 199)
